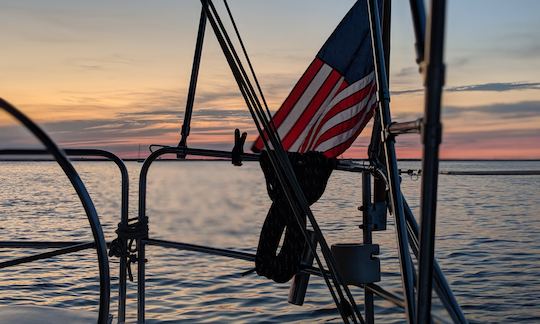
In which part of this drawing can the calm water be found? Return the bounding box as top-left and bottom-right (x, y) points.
(0, 160), (539, 323)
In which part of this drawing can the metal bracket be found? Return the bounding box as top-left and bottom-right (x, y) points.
(371, 201), (388, 231)
(331, 243), (381, 285)
(231, 128), (247, 166)
(387, 118), (423, 136)
(359, 201), (387, 232)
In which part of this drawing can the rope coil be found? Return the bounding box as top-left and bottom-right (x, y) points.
(256, 151), (336, 283)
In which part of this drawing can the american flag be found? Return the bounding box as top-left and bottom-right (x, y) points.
(252, 1), (378, 158)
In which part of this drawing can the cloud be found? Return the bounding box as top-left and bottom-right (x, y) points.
(2, 81), (538, 158)
(391, 81), (540, 96)
(391, 88), (423, 95)
(0, 4), (107, 44)
(41, 118), (178, 140)
(394, 66), (419, 78)
(0, 97), (258, 155)
(391, 57), (468, 83)
(446, 128), (539, 143)
(448, 57), (470, 68)
(65, 54), (140, 72)
(119, 109), (181, 119)
(0, 125), (40, 147)
(119, 107), (253, 124)
(444, 101), (540, 119)
(448, 82), (540, 92)
(391, 111), (424, 121)
(493, 31), (540, 60)
(509, 43), (540, 59)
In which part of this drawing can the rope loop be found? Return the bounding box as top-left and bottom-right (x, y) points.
(255, 151), (336, 283)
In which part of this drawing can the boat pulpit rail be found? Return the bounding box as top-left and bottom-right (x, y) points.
(0, 99), (114, 324)
(132, 145), (410, 324)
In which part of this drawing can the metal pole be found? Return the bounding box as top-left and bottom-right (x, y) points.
(388, 119), (422, 135)
(382, 0), (392, 78)
(137, 151), (159, 323)
(142, 237), (407, 310)
(365, 1), (417, 323)
(137, 145), (367, 323)
(0, 99), (111, 324)
(369, 0), (391, 208)
(362, 172), (374, 324)
(0, 241), (89, 248)
(178, 6), (207, 152)
(136, 147), (188, 323)
(0, 243), (93, 270)
(288, 230), (317, 306)
(0, 147), (130, 323)
(408, 0), (426, 65)
(416, 0), (446, 323)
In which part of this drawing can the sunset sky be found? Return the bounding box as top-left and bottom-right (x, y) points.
(1, 0), (539, 159)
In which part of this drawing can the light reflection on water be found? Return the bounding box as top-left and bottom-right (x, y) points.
(0, 161), (539, 323)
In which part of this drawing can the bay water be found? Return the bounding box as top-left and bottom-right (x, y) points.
(0, 161), (539, 323)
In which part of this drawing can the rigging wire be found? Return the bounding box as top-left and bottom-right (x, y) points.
(206, 3), (366, 322)
(202, 1), (365, 322)
(199, 4), (341, 312)
(222, 0), (279, 139)
(202, 1), (355, 322)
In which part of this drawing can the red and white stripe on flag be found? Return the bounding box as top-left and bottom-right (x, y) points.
(252, 58), (377, 158)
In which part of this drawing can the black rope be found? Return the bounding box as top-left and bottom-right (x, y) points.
(256, 151), (336, 283)
(109, 216), (148, 281)
(149, 144), (168, 153)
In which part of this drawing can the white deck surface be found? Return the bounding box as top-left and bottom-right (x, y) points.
(0, 305), (99, 324)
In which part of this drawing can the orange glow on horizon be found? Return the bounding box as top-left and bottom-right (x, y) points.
(1, 1), (539, 159)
